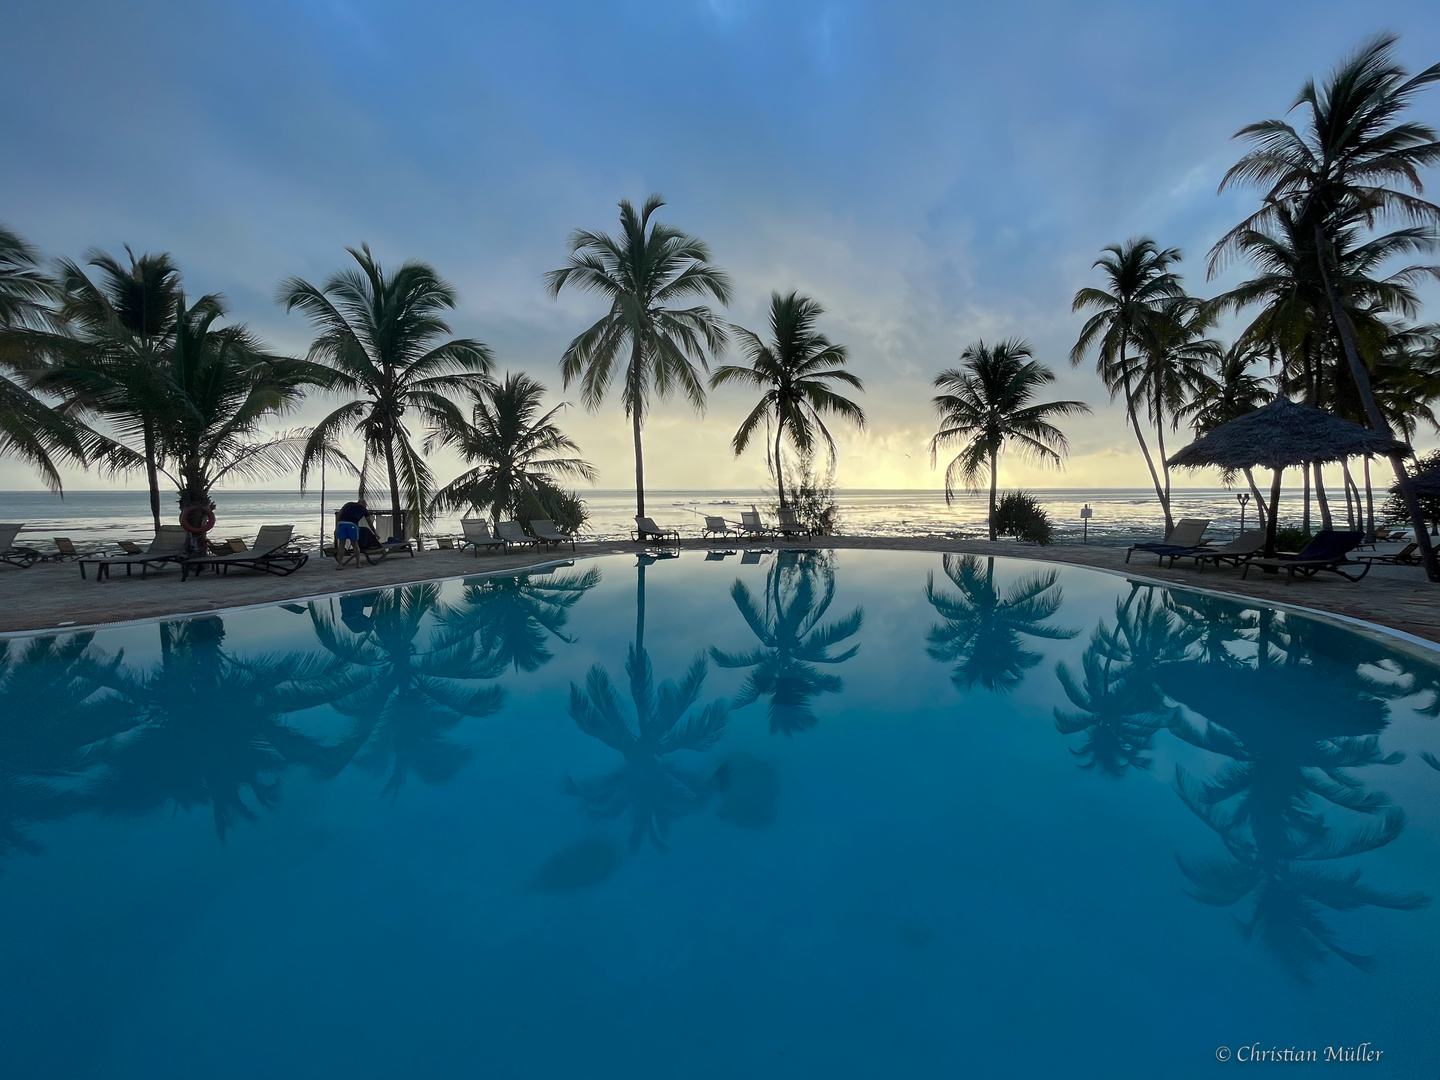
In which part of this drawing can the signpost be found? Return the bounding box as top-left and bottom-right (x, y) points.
(1080, 503), (1092, 544)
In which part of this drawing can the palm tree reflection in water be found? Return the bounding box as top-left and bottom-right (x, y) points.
(566, 555), (729, 851)
(1053, 589), (1187, 777)
(1158, 602), (1429, 979)
(925, 554), (1077, 694)
(437, 565), (602, 673)
(308, 584), (507, 799)
(710, 550), (863, 736)
(90, 616), (341, 840)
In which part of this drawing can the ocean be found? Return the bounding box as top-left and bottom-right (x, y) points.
(0, 485), (1344, 551)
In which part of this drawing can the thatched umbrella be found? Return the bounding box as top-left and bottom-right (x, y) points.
(1166, 396), (1409, 555)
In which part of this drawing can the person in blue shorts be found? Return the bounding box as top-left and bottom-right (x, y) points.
(335, 500), (374, 567)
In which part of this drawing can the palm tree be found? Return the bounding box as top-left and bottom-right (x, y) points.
(0, 225), (95, 491)
(160, 294), (332, 529)
(710, 291), (866, 507)
(278, 244), (494, 543)
(1214, 33), (1440, 580)
(1072, 238), (1186, 533)
(930, 339), (1088, 541)
(429, 372), (596, 528)
(925, 554), (1077, 693)
(709, 551), (863, 735)
(1136, 295), (1218, 515)
(49, 248), (184, 529)
(545, 195), (731, 519)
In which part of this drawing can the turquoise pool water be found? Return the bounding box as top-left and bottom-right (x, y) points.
(2, 550), (1439, 1077)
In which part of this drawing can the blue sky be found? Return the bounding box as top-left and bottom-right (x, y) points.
(4, 0), (1439, 491)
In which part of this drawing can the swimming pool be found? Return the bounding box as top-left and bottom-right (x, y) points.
(2, 549), (1438, 1077)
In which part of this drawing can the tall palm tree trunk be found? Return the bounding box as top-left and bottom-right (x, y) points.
(143, 423), (162, 533)
(1302, 463), (1311, 533)
(1313, 462), (1333, 531)
(1364, 456), (1375, 541)
(632, 410), (645, 520)
(1264, 467), (1285, 556)
(988, 445), (999, 541)
(384, 431), (404, 541)
(1118, 353), (1171, 534)
(1315, 222), (1440, 582)
(1341, 461), (1358, 530)
(774, 424), (786, 510)
(1244, 468), (1268, 530)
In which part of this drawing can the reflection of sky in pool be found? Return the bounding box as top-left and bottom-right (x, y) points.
(3, 549), (1439, 1078)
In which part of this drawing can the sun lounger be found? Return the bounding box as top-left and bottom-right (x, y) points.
(48, 537), (102, 562)
(497, 520), (539, 550)
(360, 532), (414, 560)
(529, 519), (577, 551)
(1242, 530), (1369, 582)
(633, 516), (680, 543)
(117, 539), (145, 555)
(1, 523), (40, 569)
(181, 525), (308, 580)
(740, 509), (772, 538)
(1175, 530), (1265, 570)
(78, 525), (189, 581)
(459, 518), (505, 556)
(703, 515), (737, 539)
(1125, 518), (1210, 564)
(1357, 541), (1421, 566)
(775, 507), (812, 537)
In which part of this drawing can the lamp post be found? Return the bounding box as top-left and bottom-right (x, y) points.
(1237, 492), (1250, 534)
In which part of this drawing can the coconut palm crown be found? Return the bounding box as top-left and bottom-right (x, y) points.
(429, 371), (596, 527)
(931, 339), (1089, 541)
(545, 195), (731, 519)
(278, 244), (494, 542)
(711, 291), (866, 507)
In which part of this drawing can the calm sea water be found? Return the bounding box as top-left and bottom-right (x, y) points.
(2, 485), (1330, 549)
(2, 549), (1438, 1077)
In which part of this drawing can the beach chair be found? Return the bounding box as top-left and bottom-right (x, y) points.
(1, 524), (40, 569)
(529, 519), (577, 551)
(740, 508), (772, 538)
(775, 507), (812, 538)
(497, 520), (539, 550)
(117, 539), (145, 555)
(633, 516), (680, 543)
(181, 525), (308, 580)
(1125, 518), (1210, 564)
(703, 515), (737, 539)
(358, 530), (414, 561)
(1242, 530), (1370, 583)
(1357, 541), (1422, 567)
(48, 537), (102, 562)
(459, 519), (505, 556)
(1181, 530), (1266, 571)
(78, 525), (189, 581)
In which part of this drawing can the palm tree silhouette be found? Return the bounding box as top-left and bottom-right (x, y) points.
(709, 551), (862, 735)
(437, 566), (602, 673)
(546, 194), (731, 520)
(0, 633), (135, 860)
(87, 617), (340, 840)
(929, 339), (1088, 540)
(566, 557), (728, 851)
(1163, 611), (1428, 979)
(309, 584), (506, 799)
(710, 292), (866, 508)
(925, 554), (1077, 694)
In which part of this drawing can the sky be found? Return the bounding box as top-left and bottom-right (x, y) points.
(3, 0), (1439, 494)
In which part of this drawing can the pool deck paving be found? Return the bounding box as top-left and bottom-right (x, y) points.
(3, 535), (1440, 647)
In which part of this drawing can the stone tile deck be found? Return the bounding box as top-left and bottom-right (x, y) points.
(3, 536), (1438, 648)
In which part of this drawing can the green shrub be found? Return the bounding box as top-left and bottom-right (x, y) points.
(518, 487), (589, 535)
(774, 452), (839, 536)
(993, 491), (1053, 545)
(1272, 526), (1312, 552)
